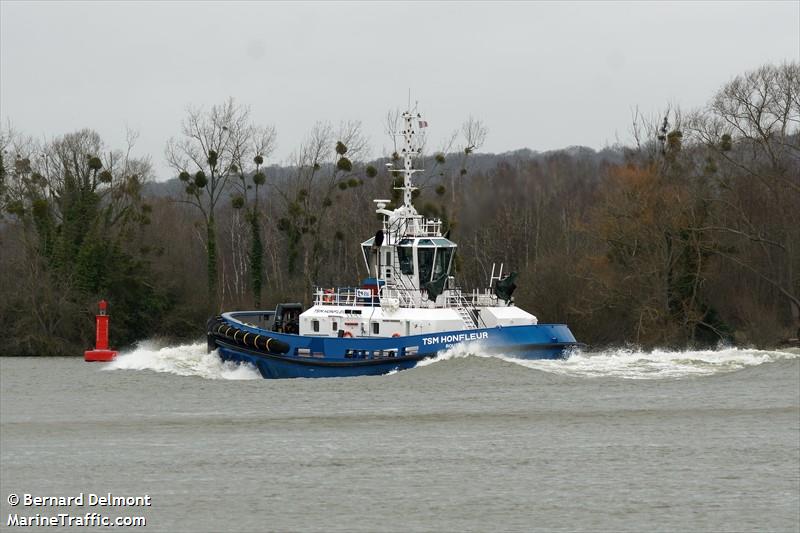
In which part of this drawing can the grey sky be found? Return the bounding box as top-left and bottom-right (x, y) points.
(2, 1), (798, 180)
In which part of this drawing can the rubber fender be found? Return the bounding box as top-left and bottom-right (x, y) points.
(207, 316), (290, 354)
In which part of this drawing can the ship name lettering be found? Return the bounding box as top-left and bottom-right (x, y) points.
(423, 331), (488, 345)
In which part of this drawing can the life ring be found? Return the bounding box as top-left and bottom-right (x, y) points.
(323, 289), (334, 304)
(392, 333), (401, 338)
(342, 331), (353, 338)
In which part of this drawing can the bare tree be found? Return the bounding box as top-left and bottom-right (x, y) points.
(273, 120), (369, 299)
(230, 123), (277, 307)
(690, 62), (800, 192)
(629, 105), (683, 167)
(688, 62), (800, 334)
(165, 98), (252, 311)
(430, 117), (488, 229)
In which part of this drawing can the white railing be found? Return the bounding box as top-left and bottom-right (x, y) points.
(381, 215), (443, 239)
(313, 287), (380, 307)
(467, 288), (500, 307)
(414, 218), (443, 236)
(312, 283), (497, 321)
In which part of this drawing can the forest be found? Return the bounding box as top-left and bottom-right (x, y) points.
(1, 62), (798, 356)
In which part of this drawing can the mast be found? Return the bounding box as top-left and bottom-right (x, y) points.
(374, 106), (440, 241)
(396, 110), (424, 211)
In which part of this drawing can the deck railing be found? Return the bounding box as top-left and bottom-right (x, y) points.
(381, 215), (443, 240)
(312, 286), (380, 307)
(312, 285), (499, 313)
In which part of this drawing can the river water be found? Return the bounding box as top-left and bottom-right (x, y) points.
(1, 343), (798, 532)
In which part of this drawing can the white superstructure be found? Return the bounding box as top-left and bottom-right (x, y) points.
(299, 108), (537, 338)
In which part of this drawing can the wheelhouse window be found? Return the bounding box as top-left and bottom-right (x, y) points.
(398, 245), (414, 275)
(433, 247), (454, 278)
(418, 246), (435, 283)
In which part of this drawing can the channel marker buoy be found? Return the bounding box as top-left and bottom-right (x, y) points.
(84, 300), (118, 362)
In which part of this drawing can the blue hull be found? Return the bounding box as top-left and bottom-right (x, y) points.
(211, 313), (579, 379)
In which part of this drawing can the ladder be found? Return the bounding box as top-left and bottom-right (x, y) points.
(453, 290), (478, 329)
(455, 305), (477, 329)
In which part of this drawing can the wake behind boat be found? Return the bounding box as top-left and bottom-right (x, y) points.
(207, 107), (580, 378)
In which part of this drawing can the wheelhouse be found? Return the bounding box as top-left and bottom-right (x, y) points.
(361, 236), (457, 287)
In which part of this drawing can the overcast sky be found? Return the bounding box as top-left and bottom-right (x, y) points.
(1, 1), (798, 179)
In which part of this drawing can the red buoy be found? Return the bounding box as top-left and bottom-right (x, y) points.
(84, 300), (118, 362)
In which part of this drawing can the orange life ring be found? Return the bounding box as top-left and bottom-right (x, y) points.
(342, 331), (353, 338)
(392, 333), (401, 338)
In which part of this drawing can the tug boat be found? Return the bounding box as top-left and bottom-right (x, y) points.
(208, 107), (580, 378)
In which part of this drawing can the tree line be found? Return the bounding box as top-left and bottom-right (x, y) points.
(1, 62), (797, 355)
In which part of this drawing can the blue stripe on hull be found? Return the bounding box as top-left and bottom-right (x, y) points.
(218, 345), (420, 378)
(213, 317), (578, 379)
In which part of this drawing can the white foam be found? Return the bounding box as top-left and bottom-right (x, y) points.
(414, 341), (486, 367)
(416, 343), (799, 380)
(103, 340), (261, 380)
(102, 340), (798, 381)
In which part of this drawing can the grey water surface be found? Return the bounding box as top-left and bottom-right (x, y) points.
(1, 345), (798, 532)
